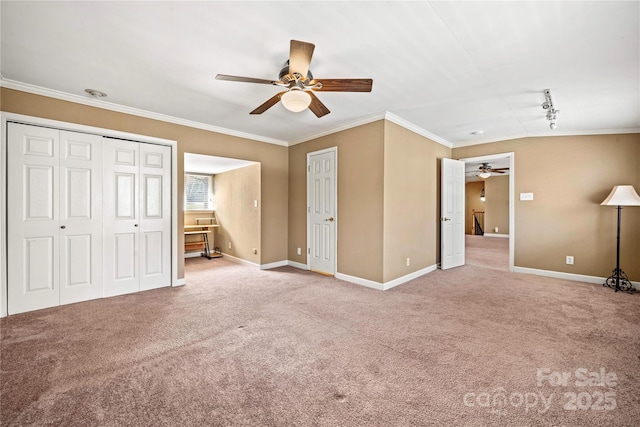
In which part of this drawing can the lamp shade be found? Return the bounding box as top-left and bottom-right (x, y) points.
(478, 172), (491, 179)
(601, 185), (640, 206)
(281, 89), (311, 112)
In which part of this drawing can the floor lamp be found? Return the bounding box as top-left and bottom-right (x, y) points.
(601, 185), (640, 293)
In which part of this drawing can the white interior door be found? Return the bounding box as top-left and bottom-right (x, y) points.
(307, 148), (336, 275)
(139, 143), (171, 291)
(103, 139), (140, 297)
(441, 158), (465, 269)
(59, 131), (103, 305)
(7, 124), (60, 314)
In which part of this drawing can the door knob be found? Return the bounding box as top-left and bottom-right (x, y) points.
(325, 217), (334, 222)
(134, 224), (139, 227)
(60, 225), (66, 229)
(440, 217), (451, 221)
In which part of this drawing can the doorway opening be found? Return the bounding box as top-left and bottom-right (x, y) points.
(460, 152), (514, 272)
(183, 153), (261, 266)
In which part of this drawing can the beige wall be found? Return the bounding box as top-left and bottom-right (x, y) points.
(453, 134), (640, 280)
(288, 121), (385, 282)
(213, 164), (261, 263)
(288, 120), (451, 284)
(465, 182), (485, 234)
(1, 88), (289, 279)
(383, 122), (451, 282)
(484, 175), (509, 234)
(6, 88), (635, 284)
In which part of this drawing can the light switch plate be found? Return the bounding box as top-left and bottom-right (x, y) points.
(520, 192), (534, 201)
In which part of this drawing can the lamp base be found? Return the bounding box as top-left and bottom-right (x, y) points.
(603, 268), (635, 293)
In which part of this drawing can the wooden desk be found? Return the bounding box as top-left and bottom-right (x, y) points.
(184, 224), (221, 259)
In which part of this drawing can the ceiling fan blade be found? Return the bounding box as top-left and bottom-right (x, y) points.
(250, 92), (286, 115)
(308, 92), (330, 118)
(492, 170), (506, 174)
(491, 167), (510, 171)
(216, 74), (280, 85)
(312, 78), (373, 92)
(289, 40), (315, 79)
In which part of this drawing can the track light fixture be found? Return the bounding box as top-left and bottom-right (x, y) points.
(542, 89), (559, 130)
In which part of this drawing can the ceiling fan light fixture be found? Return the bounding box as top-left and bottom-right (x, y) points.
(478, 172), (491, 179)
(281, 88), (311, 112)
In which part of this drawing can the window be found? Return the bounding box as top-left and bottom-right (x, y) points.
(184, 174), (214, 211)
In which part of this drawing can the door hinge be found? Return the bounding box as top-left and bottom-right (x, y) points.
(307, 248), (310, 254)
(307, 206), (311, 213)
(307, 165), (311, 172)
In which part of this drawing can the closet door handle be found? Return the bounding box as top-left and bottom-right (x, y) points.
(60, 225), (66, 229)
(134, 224), (139, 227)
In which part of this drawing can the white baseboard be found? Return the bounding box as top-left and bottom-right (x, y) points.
(287, 260), (309, 270)
(483, 233), (509, 238)
(335, 273), (385, 290)
(260, 260), (310, 270)
(336, 264), (438, 291)
(173, 278), (186, 287)
(513, 266), (640, 286)
(223, 253), (259, 268)
(260, 260), (288, 270)
(184, 251), (204, 259)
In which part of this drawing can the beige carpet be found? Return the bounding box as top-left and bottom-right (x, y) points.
(1, 242), (639, 426)
(465, 234), (509, 271)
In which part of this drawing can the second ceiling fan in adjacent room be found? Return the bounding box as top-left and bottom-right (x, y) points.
(467, 163), (509, 179)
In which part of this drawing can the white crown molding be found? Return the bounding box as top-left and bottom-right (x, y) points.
(288, 112), (387, 146)
(525, 128), (640, 138)
(384, 112), (453, 148)
(288, 111), (455, 148)
(0, 78), (289, 147)
(452, 128), (640, 149)
(5, 78), (635, 151)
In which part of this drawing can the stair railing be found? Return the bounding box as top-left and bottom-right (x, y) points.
(472, 210), (484, 236)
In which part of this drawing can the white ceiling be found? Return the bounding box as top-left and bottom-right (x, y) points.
(184, 153), (255, 175)
(1, 1), (638, 147)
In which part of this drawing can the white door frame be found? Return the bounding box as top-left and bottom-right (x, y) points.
(459, 152), (515, 272)
(1, 112), (179, 318)
(306, 146), (338, 274)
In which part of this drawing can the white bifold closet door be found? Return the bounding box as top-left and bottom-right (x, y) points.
(7, 124), (103, 314)
(103, 139), (171, 297)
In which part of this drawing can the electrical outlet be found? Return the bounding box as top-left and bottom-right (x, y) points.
(228, 242), (231, 249)
(494, 227), (499, 233)
(297, 247), (301, 255)
(566, 256), (574, 265)
(406, 258), (410, 266)
(254, 199), (258, 208)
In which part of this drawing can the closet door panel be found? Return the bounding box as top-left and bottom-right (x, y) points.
(139, 144), (171, 291)
(59, 131), (103, 305)
(7, 124), (60, 314)
(103, 139), (140, 297)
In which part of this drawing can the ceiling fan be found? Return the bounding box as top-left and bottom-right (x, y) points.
(466, 163), (509, 179)
(215, 40), (373, 118)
